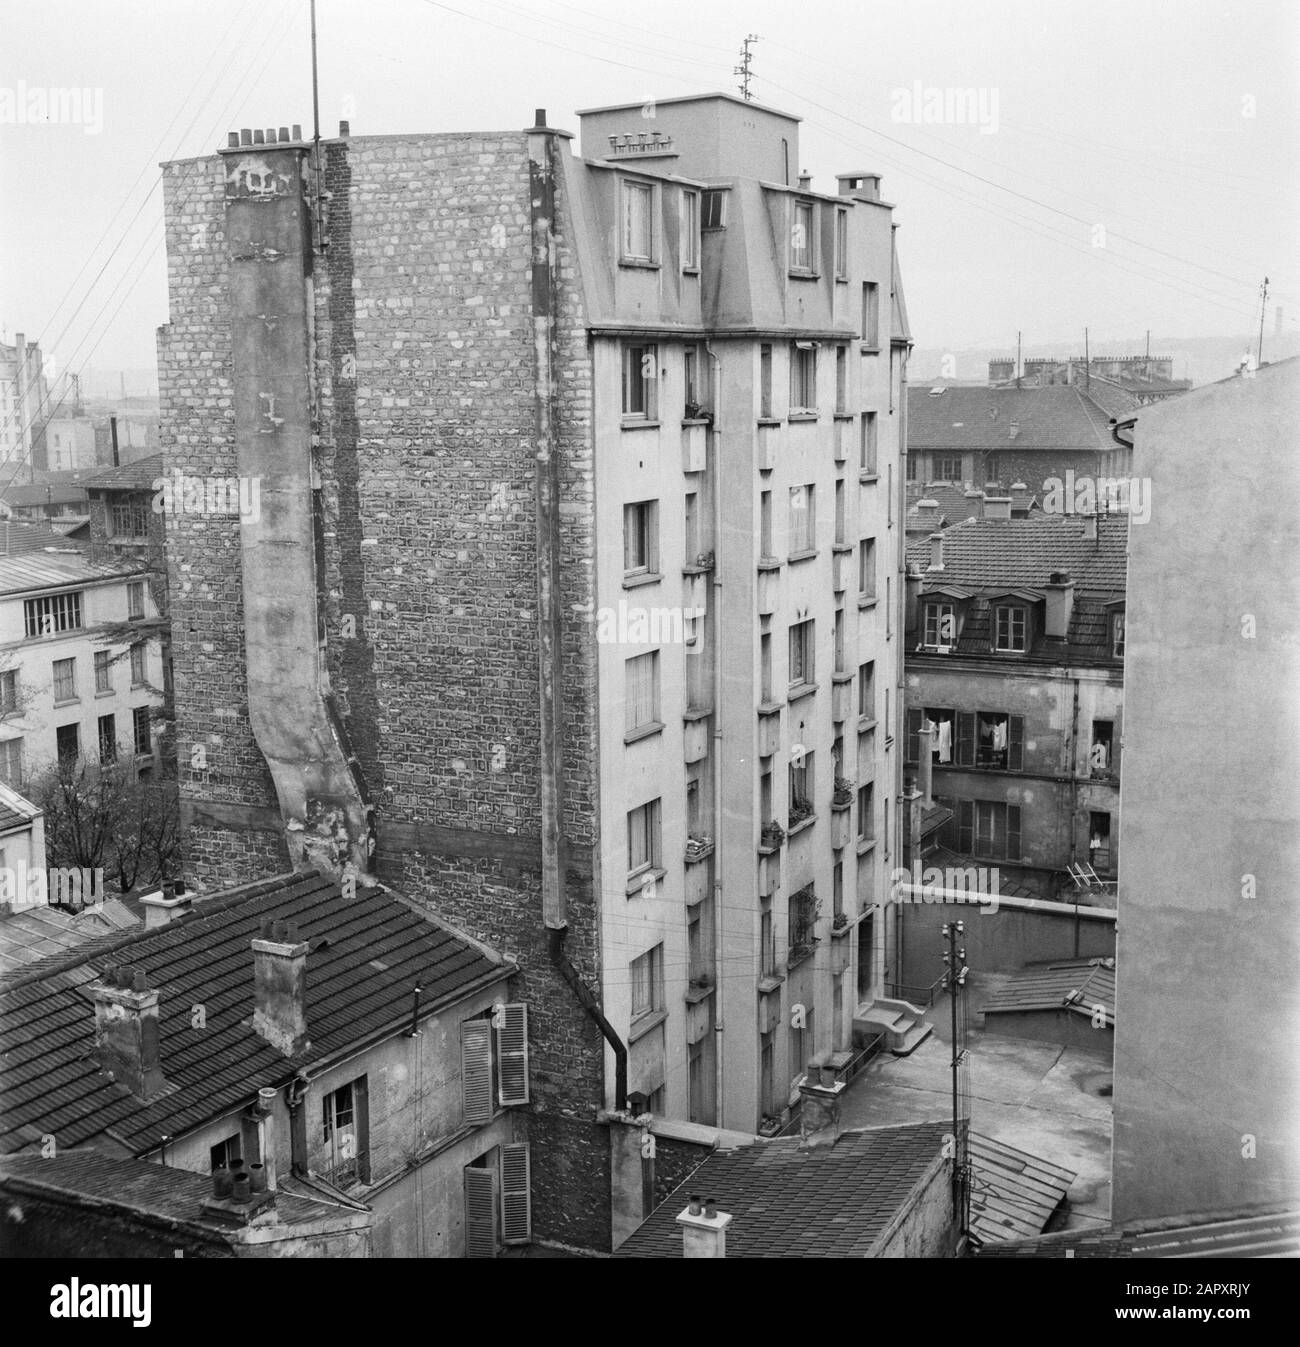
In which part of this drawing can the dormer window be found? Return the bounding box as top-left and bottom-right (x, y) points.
(790, 200), (816, 273)
(1111, 610), (1125, 658)
(993, 604), (1027, 652)
(621, 179), (657, 264)
(680, 189), (700, 270)
(923, 601), (957, 650)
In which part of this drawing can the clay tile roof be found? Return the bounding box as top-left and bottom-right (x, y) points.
(613, 1122), (950, 1257)
(0, 871), (511, 1157)
(908, 385), (1125, 451)
(82, 452), (165, 493)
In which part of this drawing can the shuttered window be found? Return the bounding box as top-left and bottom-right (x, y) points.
(905, 706), (923, 764)
(461, 1019), (494, 1126)
(500, 1142), (532, 1244)
(464, 1165), (497, 1258)
(496, 1003), (530, 1106)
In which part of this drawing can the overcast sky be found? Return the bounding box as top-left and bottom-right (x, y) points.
(1, 0), (1296, 392)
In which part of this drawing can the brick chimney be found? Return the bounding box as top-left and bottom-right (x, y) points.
(1043, 571), (1075, 638)
(92, 965), (167, 1100)
(799, 1062), (846, 1149)
(140, 884), (192, 929)
(1081, 513), (1098, 542)
(252, 919), (309, 1057)
(984, 496), (1012, 521)
(676, 1195), (732, 1257)
(928, 533), (944, 571)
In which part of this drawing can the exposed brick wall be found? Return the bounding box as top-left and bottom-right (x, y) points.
(651, 1134), (712, 1210)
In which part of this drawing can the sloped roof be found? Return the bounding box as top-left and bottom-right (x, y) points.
(981, 958), (1116, 1029)
(908, 385), (1120, 451)
(614, 1122), (949, 1257)
(0, 903), (140, 976)
(974, 1204), (1300, 1258)
(0, 482), (89, 508)
(968, 1131), (1076, 1244)
(0, 548), (146, 597)
(0, 871), (512, 1157)
(0, 1150), (356, 1230)
(82, 452), (165, 493)
(0, 518), (88, 558)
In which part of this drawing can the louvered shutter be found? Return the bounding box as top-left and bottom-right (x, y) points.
(461, 1019), (493, 1126)
(956, 712), (976, 766)
(1007, 805), (1022, 861)
(905, 707), (923, 764)
(464, 1166), (497, 1258)
(496, 1004), (530, 1106)
(500, 1142), (532, 1245)
(1008, 716), (1024, 771)
(957, 799), (973, 853)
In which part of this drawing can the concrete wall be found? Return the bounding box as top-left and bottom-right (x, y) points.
(1112, 358), (1300, 1222)
(875, 1155), (957, 1257)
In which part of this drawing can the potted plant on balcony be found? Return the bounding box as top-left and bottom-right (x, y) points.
(685, 830), (713, 861)
(788, 796), (814, 828)
(832, 775), (854, 807)
(689, 971), (715, 992)
(694, 549), (715, 570)
(760, 820), (786, 850)
(831, 911), (850, 934)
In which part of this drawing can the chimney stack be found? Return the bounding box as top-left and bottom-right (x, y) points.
(929, 533), (944, 571)
(676, 1194), (733, 1257)
(140, 885), (192, 929)
(252, 919), (309, 1057)
(1081, 513), (1098, 542)
(1043, 571), (1075, 638)
(917, 722), (935, 807)
(984, 496), (1012, 522)
(904, 563), (924, 633)
(92, 965), (168, 1100)
(835, 172), (881, 202)
(798, 1063), (846, 1149)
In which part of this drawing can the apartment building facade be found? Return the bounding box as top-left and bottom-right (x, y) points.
(155, 93), (908, 1244)
(903, 511), (1127, 902)
(0, 549), (165, 792)
(0, 334), (48, 471)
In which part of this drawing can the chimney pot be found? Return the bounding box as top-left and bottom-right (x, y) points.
(292, 124), (302, 141)
(338, 119), (350, 136)
(278, 126), (290, 143)
(240, 128), (252, 146)
(677, 1202), (733, 1257)
(704, 1197), (717, 1219)
(212, 1166), (233, 1199)
(227, 132), (240, 148)
(534, 108), (547, 127)
(688, 1195), (703, 1215)
(253, 129), (265, 145)
(232, 1172), (251, 1202)
(249, 1162), (268, 1193)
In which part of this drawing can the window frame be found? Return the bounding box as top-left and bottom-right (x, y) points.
(834, 207), (849, 279)
(790, 199), (816, 274)
(625, 650), (661, 736)
(788, 484), (815, 555)
(24, 590), (84, 639)
(623, 499), (659, 577)
(993, 604), (1028, 653)
(788, 619), (815, 692)
(622, 343), (659, 421)
(0, 737), (24, 787)
(861, 282), (880, 347)
(936, 454), (962, 482)
(924, 601), (957, 649)
(1111, 610), (1125, 658)
(701, 189), (727, 230)
(0, 670), (16, 714)
(129, 641), (147, 687)
(630, 943), (664, 1022)
(321, 1075), (370, 1188)
(127, 581), (145, 620)
(680, 188), (700, 271)
(52, 657), (77, 704)
(132, 706), (151, 756)
(627, 798), (662, 879)
(790, 343), (817, 414)
(621, 178), (658, 265)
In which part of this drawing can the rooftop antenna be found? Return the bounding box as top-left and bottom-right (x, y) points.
(735, 34), (759, 101)
(1257, 276), (1269, 366)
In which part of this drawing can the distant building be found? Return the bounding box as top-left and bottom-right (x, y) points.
(43, 417), (98, 472)
(902, 511), (1127, 902)
(1112, 356), (1300, 1223)
(0, 871), (535, 1258)
(989, 354), (1192, 406)
(0, 479), (89, 524)
(907, 382), (1139, 497)
(0, 334), (48, 471)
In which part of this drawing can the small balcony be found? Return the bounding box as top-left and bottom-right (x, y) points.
(758, 567), (779, 615)
(681, 420), (708, 473)
(757, 421), (778, 472)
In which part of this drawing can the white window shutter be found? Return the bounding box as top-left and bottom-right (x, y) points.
(500, 1142), (532, 1245)
(461, 1019), (493, 1125)
(496, 1003), (530, 1106)
(464, 1166), (497, 1258)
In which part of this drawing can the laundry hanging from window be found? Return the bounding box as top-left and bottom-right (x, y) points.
(935, 718), (953, 763)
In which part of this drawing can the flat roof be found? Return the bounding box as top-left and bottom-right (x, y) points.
(575, 90), (801, 122)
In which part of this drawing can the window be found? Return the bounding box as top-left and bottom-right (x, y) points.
(790, 200), (815, 271)
(858, 661), (875, 720)
(835, 346), (847, 413)
(760, 1030), (775, 1115)
(686, 775), (702, 833)
(857, 782), (874, 840)
(834, 208), (848, 278)
(924, 602), (957, 649)
(788, 619), (815, 689)
(702, 189), (727, 229)
(833, 861), (844, 918)
(862, 282), (880, 346)
(906, 453), (917, 481)
(687, 903), (710, 984)
(56, 723), (79, 765)
(0, 738), (23, 786)
(683, 344), (704, 416)
(1111, 611), (1125, 658)
(321, 1076), (369, 1187)
(975, 711), (1020, 770)
(760, 490), (773, 558)
(994, 605), (1028, 652)
(622, 343), (658, 419)
(834, 480), (846, 546)
(0, 670), (16, 714)
(631, 944), (664, 1021)
(94, 650), (112, 694)
(622, 179), (655, 262)
(790, 343), (817, 413)
(680, 189), (700, 269)
(627, 798), (662, 877)
(788, 883), (819, 956)
(760, 632), (773, 703)
(111, 501), (150, 539)
(984, 456), (1000, 486)
(789, 751), (813, 827)
(209, 1135), (242, 1172)
(833, 610), (845, 674)
(24, 591), (83, 638)
(623, 500), (658, 575)
(937, 455), (962, 482)
(760, 900), (775, 977)
(860, 411), (878, 473)
(688, 1039), (708, 1123)
(127, 581), (145, 619)
(53, 657), (76, 703)
(1090, 719), (1115, 775)
(788, 485), (815, 554)
(859, 538), (876, 599)
(130, 642), (147, 686)
(97, 714), (116, 763)
(956, 800), (1021, 861)
(1089, 811), (1113, 872)
(132, 706), (151, 755)
(625, 651), (660, 734)
(759, 344), (773, 418)
(464, 1142), (534, 1256)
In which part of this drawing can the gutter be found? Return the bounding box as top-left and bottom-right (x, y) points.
(1109, 413), (1137, 450)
